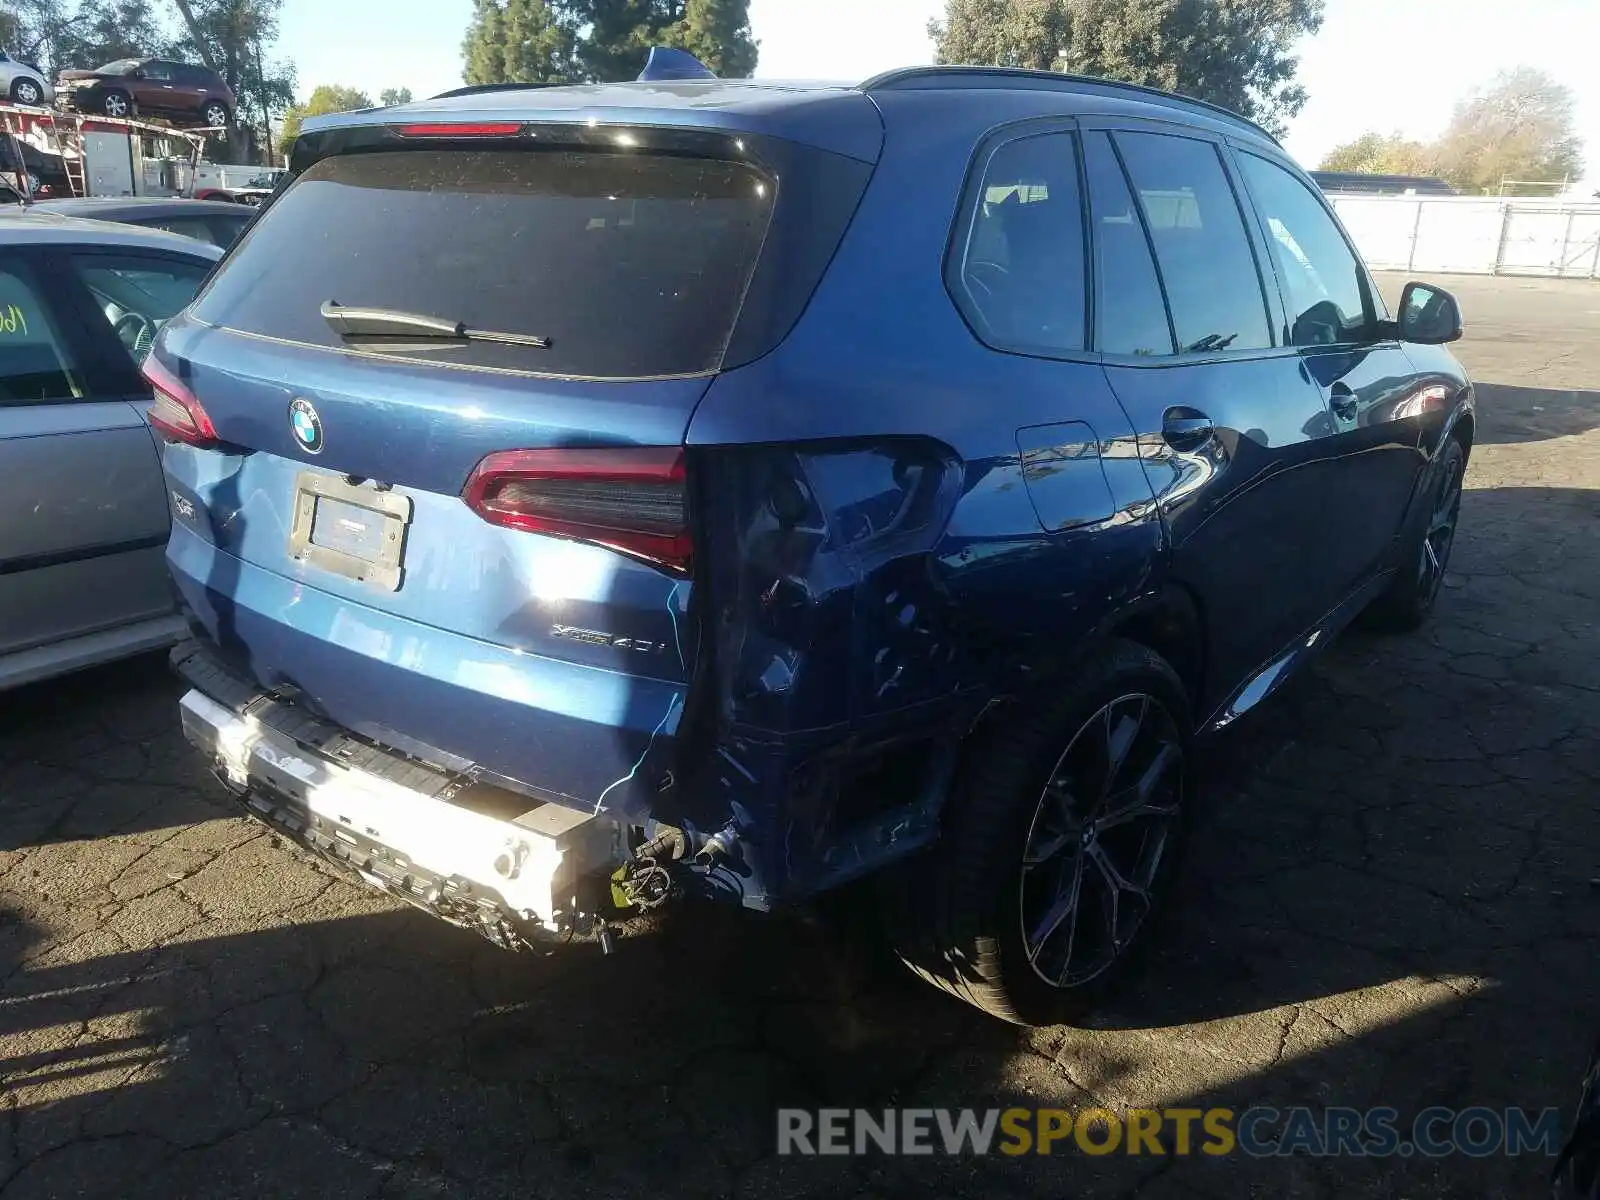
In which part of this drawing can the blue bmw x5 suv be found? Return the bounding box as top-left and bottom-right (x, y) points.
(147, 60), (1472, 1025)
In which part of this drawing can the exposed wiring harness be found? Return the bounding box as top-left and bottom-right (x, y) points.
(609, 826), (687, 912)
(615, 856), (674, 910)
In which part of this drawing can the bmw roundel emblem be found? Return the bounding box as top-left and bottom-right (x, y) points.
(288, 397), (323, 454)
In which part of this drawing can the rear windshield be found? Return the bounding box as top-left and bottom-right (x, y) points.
(190, 148), (777, 379)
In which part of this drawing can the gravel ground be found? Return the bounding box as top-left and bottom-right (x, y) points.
(0, 271), (1596, 1199)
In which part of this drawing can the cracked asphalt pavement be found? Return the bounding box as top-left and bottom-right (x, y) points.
(2, 273), (1597, 1199)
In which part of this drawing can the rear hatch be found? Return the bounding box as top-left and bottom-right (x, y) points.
(153, 118), (873, 817)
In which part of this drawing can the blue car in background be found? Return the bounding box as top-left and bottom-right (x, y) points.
(149, 59), (1473, 1025)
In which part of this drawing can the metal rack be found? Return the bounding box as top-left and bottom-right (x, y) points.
(0, 103), (209, 200)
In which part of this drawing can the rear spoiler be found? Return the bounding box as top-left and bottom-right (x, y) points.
(429, 46), (716, 103)
(429, 81), (564, 100)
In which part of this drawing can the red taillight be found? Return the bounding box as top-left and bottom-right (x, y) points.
(140, 355), (218, 448)
(397, 122), (522, 138)
(462, 447), (691, 575)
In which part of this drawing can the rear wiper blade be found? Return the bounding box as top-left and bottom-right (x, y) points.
(320, 301), (550, 349)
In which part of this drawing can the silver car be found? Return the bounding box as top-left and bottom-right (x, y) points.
(0, 51), (52, 107)
(0, 211), (220, 688)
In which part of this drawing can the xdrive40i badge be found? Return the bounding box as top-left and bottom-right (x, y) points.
(550, 625), (666, 654)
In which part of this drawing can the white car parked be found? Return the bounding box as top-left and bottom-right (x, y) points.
(0, 51), (52, 108)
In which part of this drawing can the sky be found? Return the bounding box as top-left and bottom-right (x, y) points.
(277, 0), (1600, 184)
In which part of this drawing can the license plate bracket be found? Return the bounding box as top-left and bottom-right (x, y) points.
(287, 471), (412, 591)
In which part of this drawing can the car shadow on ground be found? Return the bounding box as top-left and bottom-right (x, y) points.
(0, 479), (1595, 1198)
(1469, 382), (1600, 445)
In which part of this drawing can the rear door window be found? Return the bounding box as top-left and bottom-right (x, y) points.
(1113, 131), (1273, 354)
(206, 214), (251, 246)
(70, 253), (212, 365)
(951, 130), (1087, 357)
(1082, 133), (1173, 356)
(145, 216), (223, 245)
(191, 148), (777, 379)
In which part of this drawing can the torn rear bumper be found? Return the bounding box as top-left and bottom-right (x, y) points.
(175, 649), (630, 947)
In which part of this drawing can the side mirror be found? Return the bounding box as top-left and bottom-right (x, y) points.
(1397, 281), (1463, 344)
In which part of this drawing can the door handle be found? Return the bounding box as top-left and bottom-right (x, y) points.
(1161, 407), (1215, 452)
(1329, 384), (1358, 421)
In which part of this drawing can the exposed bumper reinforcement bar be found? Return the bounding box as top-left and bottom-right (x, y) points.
(177, 684), (629, 947)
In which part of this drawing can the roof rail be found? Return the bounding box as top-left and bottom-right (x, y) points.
(859, 65), (1278, 146)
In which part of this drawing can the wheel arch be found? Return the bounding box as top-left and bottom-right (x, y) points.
(961, 583), (1208, 755)
(1102, 585), (1207, 713)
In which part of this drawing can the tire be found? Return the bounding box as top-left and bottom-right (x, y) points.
(9, 78), (42, 107)
(202, 101), (230, 127)
(883, 639), (1193, 1026)
(102, 89), (132, 119)
(1360, 436), (1466, 633)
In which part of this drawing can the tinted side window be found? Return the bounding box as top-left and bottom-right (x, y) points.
(1237, 152), (1373, 347)
(1114, 132), (1272, 353)
(0, 260), (84, 404)
(141, 62), (173, 81)
(146, 216), (221, 245)
(954, 131), (1087, 356)
(1082, 133), (1173, 356)
(206, 214), (252, 246)
(71, 253), (211, 365)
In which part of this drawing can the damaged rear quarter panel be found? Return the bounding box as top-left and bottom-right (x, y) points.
(673, 89), (1166, 906)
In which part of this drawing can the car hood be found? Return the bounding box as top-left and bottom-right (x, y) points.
(56, 69), (104, 82)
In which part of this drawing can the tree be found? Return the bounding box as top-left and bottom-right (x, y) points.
(929, 0), (1323, 135)
(279, 84), (372, 155)
(462, 0), (577, 85)
(168, 0), (296, 162)
(929, 0), (1067, 71)
(1319, 131), (1435, 177)
(379, 86), (413, 107)
(5, 0), (165, 76)
(3, 0), (72, 74)
(461, 0), (757, 86)
(663, 0), (757, 77)
(462, 0), (508, 85)
(1432, 68), (1583, 194)
(56, 0), (165, 69)
(581, 0), (758, 81)
(1319, 69), (1584, 195)
(577, 0), (658, 82)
